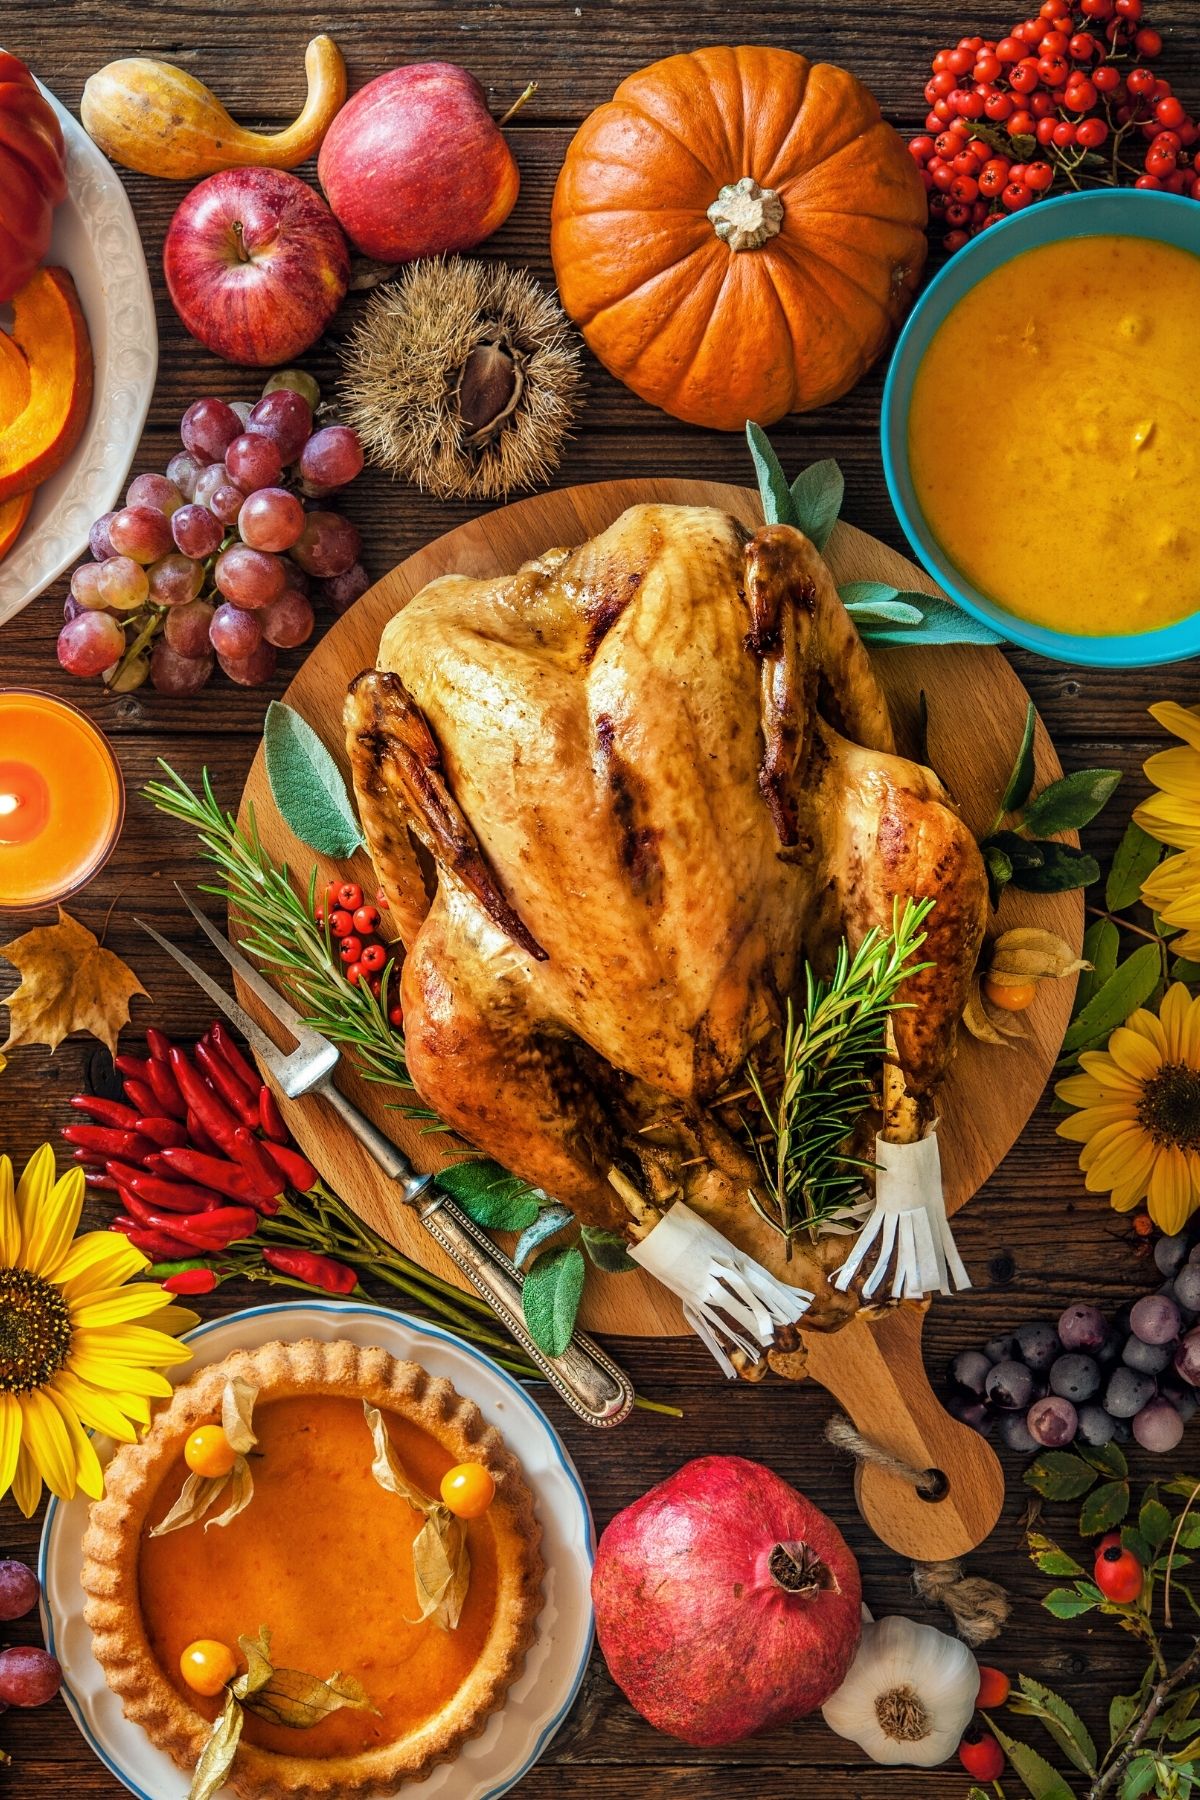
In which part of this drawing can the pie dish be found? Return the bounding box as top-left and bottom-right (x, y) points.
(79, 1338), (545, 1799)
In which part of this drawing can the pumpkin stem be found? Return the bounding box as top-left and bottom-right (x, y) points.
(707, 177), (784, 252)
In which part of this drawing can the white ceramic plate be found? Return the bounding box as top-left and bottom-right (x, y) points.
(0, 59), (157, 626)
(39, 1300), (595, 1800)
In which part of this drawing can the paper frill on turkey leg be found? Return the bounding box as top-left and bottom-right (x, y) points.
(629, 1200), (813, 1379)
(832, 1131), (971, 1302)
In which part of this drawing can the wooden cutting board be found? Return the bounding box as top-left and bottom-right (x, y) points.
(237, 479), (1082, 1559)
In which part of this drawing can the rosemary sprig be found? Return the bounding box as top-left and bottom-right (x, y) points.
(145, 760), (418, 1095)
(743, 897), (935, 1249)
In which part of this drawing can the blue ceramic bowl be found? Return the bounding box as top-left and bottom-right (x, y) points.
(882, 188), (1200, 667)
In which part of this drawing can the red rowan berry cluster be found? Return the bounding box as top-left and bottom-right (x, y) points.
(909, 0), (1197, 252)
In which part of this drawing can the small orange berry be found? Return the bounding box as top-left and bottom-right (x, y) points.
(440, 1462), (496, 1519)
(179, 1639), (237, 1697)
(184, 1425), (237, 1479)
(983, 975), (1038, 1012)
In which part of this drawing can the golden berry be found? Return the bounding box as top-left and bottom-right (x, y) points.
(440, 1462), (496, 1518)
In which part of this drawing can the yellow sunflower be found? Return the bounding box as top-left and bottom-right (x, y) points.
(1, 1144), (197, 1518)
(1134, 700), (1200, 959)
(1056, 983), (1200, 1234)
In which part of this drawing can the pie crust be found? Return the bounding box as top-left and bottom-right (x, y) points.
(80, 1338), (544, 1799)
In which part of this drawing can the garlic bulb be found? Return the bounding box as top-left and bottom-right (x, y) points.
(821, 1614), (979, 1767)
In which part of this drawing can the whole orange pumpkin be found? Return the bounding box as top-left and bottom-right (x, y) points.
(551, 46), (928, 432)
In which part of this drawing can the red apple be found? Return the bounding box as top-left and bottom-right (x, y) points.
(163, 167), (349, 367)
(318, 63), (519, 263)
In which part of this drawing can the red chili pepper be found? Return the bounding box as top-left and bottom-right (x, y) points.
(231, 1127), (285, 1196)
(109, 1214), (139, 1234)
(169, 1047), (240, 1155)
(145, 1055), (187, 1121)
(258, 1084), (289, 1144)
(125, 1171), (225, 1214)
(120, 1077), (159, 1118)
(263, 1246), (357, 1294)
(146, 1027), (173, 1064)
(63, 1124), (154, 1161)
(70, 1094), (142, 1129)
(118, 1225), (205, 1261)
(209, 1021), (261, 1097)
(112, 1187), (160, 1228)
(187, 1108), (220, 1157)
(71, 1147), (106, 1169)
(259, 1139), (317, 1194)
(115, 1053), (153, 1081)
(160, 1205), (258, 1249)
(103, 1158), (149, 1190)
(162, 1266), (219, 1295)
(196, 1037), (259, 1127)
(134, 1116), (191, 1150)
(158, 1144), (277, 1204)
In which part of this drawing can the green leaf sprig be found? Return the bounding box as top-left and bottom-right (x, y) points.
(990, 1451), (1200, 1799)
(981, 700), (1121, 905)
(742, 896), (935, 1248)
(745, 423), (1005, 647)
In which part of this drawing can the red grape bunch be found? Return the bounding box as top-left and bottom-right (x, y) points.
(59, 371), (370, 697)
(0, 1559), (63, 1728)
(910, 0), (1198, 254)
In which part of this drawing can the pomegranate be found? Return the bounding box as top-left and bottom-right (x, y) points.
(592, 1454), (862, 1745)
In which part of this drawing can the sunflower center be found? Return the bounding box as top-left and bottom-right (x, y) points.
(875, 1683), (932, 1742)
(1137, 1062), (1200, 1151)
(0, 1267), (72, 1394)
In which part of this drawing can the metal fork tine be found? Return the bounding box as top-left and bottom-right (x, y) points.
(173, 886), (322, 1049)
(133, 917), (293, 1082)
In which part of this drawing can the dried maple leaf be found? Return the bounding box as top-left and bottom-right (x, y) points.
(1, 908), (147, 1055)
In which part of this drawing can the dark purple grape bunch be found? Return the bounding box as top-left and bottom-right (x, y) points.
(58, 370), (371, 697)
(947, 1281), (1199, 1457)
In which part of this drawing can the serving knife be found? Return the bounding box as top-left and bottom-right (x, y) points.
(136, 889), (635, 1427)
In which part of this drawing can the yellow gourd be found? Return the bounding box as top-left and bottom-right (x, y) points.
(80, 36), (347, 179)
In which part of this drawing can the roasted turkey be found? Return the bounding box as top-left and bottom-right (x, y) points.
(345, 503), (988, 1324)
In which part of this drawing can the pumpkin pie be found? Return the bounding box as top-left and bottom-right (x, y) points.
(80, 1339), (544, 1799)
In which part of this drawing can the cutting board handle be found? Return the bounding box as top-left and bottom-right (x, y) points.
(805, 1305), (1005, 1561)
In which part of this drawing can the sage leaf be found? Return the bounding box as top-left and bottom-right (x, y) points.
(522, 1243), (586, 1357)
(363, 1402), (470, 1631)
(789, 457), (843, 550)
(189, 1690), (243, 1800)
(1026, 1531), (1085, 1578)
(1011, 1675), (1097, 1775)
(1010, 842), (1101, 895)
(838, 581), (927, 625)
(435, 1159), (542, 1231)
(1025, 1451), (1098, 1501)
(1080, 1479), (1130, 1537)
(985, 841), (1014, 908)
(1075, 918), (1119, 1016)
(1000, 700), (1038, 815)
(1042, 1587), (1098, 1620)
(1022, 768), (1123, 837)
(989, 1719), (1079, 1798)
(850, 589), (1005, 646)
(1060, 944), (1162, 1057)
(985, 829), (1048, 873)
(1107, 819), (1162, 912)
(745, 423), (795, 528)
(264, 701), (365, 859)
(514, 1204), (574, 1269)
(581, 1225), (637, 1273)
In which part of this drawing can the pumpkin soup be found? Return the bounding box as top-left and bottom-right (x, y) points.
(908, 234), (1200, 637)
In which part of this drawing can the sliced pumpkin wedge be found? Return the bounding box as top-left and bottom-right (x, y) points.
(0, 267), (94, 503)
(0, 327), (34, 559)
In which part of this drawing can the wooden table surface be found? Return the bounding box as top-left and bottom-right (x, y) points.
(2, 3), (1198, 1795)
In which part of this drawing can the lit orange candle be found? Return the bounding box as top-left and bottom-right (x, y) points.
(0, 692), (124, 912)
